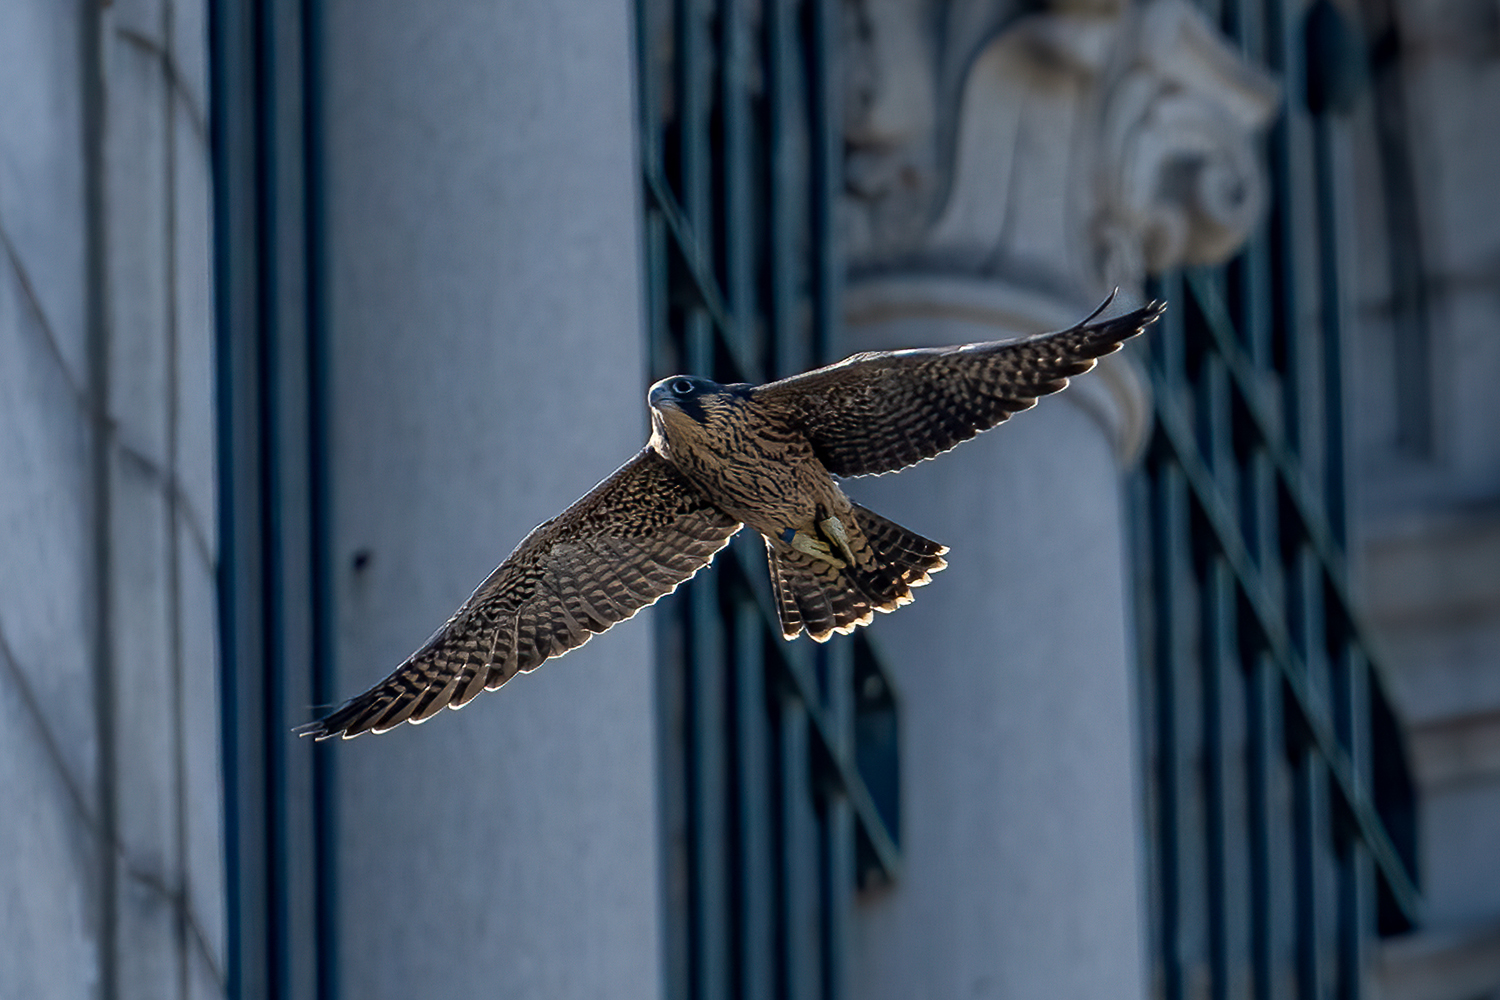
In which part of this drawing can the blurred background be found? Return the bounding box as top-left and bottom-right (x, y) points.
(2, 0), (1497, 997)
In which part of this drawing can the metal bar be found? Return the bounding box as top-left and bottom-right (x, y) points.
(820, 639), (855, 1000)
(1313, 116), (1349, 545)
(676, 0), (711, 240)
(1294, 750), (1323, 999)
(1337, 646), (1372, 998)
(766, 0), (802, 378)
(720, 0), (756, 332)
(1153, 461), (1189, 1000)
(298, 2), (339, 996)
(809, 0), (843, 366)
(679, 0), (717, 396)
(689, 580), (730, 1000)
(1205, 559), (1236, 1000)
(654, 596), (693, 1000)
(1245, 656), (1277, 1000)
(779, 692), (823, 1000)
(735, 601), (776, 1000)
(823, 796), (853, 1000)
(1338, 842), (1371, 1000)
(210, 0), (266, 993)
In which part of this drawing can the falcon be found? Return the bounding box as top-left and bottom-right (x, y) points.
(299, 295), (1165, 739)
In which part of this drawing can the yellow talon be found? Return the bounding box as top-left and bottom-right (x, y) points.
(789, 528), (847, 569)
(819, 515), (857, 565)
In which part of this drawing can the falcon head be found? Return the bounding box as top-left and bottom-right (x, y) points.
(648, 376), (753, 426)
(647, 375), (755, 458)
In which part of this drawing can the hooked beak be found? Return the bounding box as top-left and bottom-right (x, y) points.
(648, 380), (681, 411)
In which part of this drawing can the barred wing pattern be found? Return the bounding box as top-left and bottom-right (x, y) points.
(300, 450), (741, 739)
(756, 298), (1166, 478)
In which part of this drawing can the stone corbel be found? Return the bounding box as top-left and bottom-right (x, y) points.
(844, 0), (1280, 297)
(1094, 0), (1281, 287)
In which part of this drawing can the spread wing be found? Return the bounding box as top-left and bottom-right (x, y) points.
(754, 297), (1165, 477)
(298, 449), (741, 739)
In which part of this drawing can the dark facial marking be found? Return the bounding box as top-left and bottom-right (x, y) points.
(677, 392), (709, 424)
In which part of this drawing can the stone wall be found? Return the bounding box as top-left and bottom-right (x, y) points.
(0, 2), (223, 998)
(318, 0), (666, 997)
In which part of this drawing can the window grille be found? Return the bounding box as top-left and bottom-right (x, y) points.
(635, 1), (902, 998)
(1134, 0), (1421, 996)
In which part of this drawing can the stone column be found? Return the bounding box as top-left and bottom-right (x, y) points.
(839, 0), (1278, 989)
(320, 1), (662, 997)
(846, 278), (1152, 1000)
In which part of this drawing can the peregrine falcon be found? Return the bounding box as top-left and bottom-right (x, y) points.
(298, 295), (1165, 739)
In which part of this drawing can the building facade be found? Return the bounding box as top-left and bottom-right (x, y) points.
(1, 0), (1496, 998)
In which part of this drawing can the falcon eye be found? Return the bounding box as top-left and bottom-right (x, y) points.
(671, 378), (695, 395)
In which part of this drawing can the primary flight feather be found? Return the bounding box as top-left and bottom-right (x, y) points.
(299, 295), (1165, 739)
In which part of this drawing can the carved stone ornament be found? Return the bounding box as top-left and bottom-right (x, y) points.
(843, 0), (1280, 299)
(1094, 0), (1282, 286)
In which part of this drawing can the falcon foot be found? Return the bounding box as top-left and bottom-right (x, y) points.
(819, 515), (857, 565)
(787, 526), (848, 569)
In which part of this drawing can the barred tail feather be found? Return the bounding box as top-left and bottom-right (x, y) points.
(766, 504), (948, 642)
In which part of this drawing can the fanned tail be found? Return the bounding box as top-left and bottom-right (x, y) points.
(766, 504), (948, 642)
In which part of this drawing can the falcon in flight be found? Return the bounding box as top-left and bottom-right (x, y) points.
(300, 295), (1165, 739)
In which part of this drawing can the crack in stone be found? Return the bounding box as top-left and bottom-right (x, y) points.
(0, 612), (227, 989)
(2, 211), (216, 575)
(115, 27), (210, 146)
(116, 441), (217, 576)
(0, 214), (89, 405)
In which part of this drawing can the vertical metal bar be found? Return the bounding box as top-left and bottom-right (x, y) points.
(676, 0), (711, 235)
(736, 601), (775, 1000)
(766, 0), (802, 378)
(822, 794), (853, 1000)
(1156, 271), (1188, 391)
(720, 0), (756, 332)
(1337, 644), (1370, 1000)
(821, 640), (855, 1000)
(654, 594), (692, 1000)
(1312, 117), (1349, 545)
(809, 0), (843, 366)
(1153, 462), (1188, 1000)
(690, 580), (730, 1000)
(300, 3), (338, 995)
(1205, 559), (1235, 1000)
(780, 691), (823, 1000)
(1337, 841), (1370, 1000)
(210, 1), (258, 994)
(675, 0), (715, 378)
(647, 214), (673, 376)
(1336, 660), (1366, 1000)
(1241, 233), (1275, 372)
(1294, 749), (1323, 999)
(1246, 657), (1277, 1000)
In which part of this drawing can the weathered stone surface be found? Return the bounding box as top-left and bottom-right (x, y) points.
(322, 0), (665, 996)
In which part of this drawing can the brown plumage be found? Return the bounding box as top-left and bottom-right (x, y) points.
(298, 295), (1165, 739)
